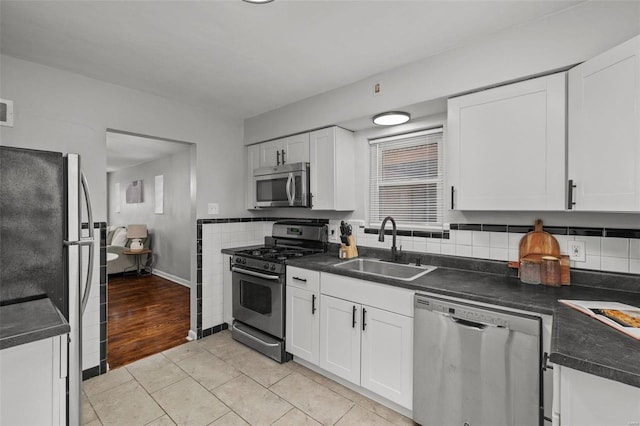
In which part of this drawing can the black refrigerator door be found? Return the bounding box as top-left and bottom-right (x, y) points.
(0, 146), (67, 318)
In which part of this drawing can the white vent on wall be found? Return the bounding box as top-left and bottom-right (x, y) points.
(0, 99), (14, 127)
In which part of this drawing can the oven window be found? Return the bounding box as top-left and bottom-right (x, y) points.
(256, 178), (288, 202)
(239, 280), (272, 315)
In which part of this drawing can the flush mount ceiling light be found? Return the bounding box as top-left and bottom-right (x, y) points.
(242, 0), (274, 3)
(372, 111), (411, 126)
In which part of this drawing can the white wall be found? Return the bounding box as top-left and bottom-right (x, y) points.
(0, 55), (246, 220)
(245, 2), (640, 144)
(107, 147), (192, 281)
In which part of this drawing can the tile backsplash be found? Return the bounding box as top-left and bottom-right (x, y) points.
(197, 217), (640, 337)
(355, 223), (640, 274)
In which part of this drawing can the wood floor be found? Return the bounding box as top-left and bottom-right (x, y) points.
(107, 274), (190, 369)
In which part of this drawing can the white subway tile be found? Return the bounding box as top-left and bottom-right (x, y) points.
(601, 256), (629, 273)
(489, 232), (508, 249)
(472, 231), (490, 247)
(629, 239), (640, 260)
(508, 249), (519, 262)
(412, 238), (427, 253)
(442, 231), (455, 245)
(398, 236), (414, 251)
(490, 248), (509, 261)
(554, 235), (571, 255)
(630, 259), (640, 274)
(456, 245), (472, 257)
(602, 238), (629, 258)
(456, 230), (472, 246)
(426, 241), (441, 254)
(472, 246), (490, 259)
(573, 255), (601, 271)
(441, 244), (456, 255)
(508, 233), (525, 251)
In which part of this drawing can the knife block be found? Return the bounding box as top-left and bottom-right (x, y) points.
(339, 236), (358, 259)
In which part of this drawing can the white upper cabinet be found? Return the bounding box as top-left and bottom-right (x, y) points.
(246, 144), (260, 210)
(447, 72), (567, 210)
(283, 133), (310, 164)
(568, 35), (640, 212)
(309, 126), (355, 211)
(258, 133), (310, 168)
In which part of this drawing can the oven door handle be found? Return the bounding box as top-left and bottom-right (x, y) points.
(231, 266), (281, 280)
(232, 322), (280, 347)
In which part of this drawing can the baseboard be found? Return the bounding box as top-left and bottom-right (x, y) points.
(187, 330), (197, 341)
(152, 269), (191, 287)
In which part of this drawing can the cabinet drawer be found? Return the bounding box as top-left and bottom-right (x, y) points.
(286, 266), (320, 292)
(321, 272), (414, 317)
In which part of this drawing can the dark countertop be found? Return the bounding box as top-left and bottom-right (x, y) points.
(0, 297), (70, 350)
(224, 245), (640, 388)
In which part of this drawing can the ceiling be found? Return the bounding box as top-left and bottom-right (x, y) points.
(106, 131), (191, 172)
(0, 0), (582, 120)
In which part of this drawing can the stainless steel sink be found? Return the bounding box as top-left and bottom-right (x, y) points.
(334, 258), (436, 281)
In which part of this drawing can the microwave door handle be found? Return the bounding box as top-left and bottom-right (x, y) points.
(286, 173), (294, 206)
(291, 174), (296, 206)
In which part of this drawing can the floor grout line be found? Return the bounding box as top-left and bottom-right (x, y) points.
(83, 331), (414, 426)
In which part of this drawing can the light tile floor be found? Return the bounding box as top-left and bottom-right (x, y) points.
(82, 330), (416, 426)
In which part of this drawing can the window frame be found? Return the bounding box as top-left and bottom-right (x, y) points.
(368, 126), (445, 231)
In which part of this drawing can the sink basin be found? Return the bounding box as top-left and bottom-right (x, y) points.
(334, 258), (436, 281)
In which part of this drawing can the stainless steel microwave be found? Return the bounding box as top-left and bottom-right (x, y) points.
(253, 162), (310, 208)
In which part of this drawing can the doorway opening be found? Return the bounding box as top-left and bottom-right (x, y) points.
(105, 129), (196, 368)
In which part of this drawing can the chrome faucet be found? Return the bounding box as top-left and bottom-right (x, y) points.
(378, 216), (399, 262)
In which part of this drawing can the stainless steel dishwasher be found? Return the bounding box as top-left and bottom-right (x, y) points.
(413, 293), (542, 426)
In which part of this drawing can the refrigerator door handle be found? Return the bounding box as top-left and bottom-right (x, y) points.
(80, 172), (94, 315)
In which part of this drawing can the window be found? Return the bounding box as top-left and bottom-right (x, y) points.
(369, 128), (444, 228)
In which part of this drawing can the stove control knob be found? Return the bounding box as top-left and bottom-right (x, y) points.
(242, 258), (247, 264)
(270, 264), (276, 271)
(235, 258), (240, 263)
(264, 263), (270, 270)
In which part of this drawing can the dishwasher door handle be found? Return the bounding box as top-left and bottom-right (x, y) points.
(450, 316), (487, 330)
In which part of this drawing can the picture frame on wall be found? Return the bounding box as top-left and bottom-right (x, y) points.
(155, 175), (163, 214)
(126, 180), (143, 203)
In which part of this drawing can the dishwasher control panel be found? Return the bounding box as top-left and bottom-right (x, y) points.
(416, 296), (510, 328)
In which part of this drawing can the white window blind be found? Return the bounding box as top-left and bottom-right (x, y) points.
(369, 128), (444, 227)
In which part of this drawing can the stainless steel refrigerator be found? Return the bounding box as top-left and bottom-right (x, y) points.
(0, 146), (95, 425)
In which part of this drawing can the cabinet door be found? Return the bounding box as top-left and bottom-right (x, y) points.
(558, 366), (640, 426)
(0, 335), (67, 426)
(568, 35), (640, 211)
(283, 133), (310, 164)
(286, 286), (319, 364)
(259, 139), (283, 167)
(246, 144), (260, 210)
(448, 73), (566, 210)
(309, 127), (355, 210)
(360, 305), (413, 409)
(319, 295), (361, 384)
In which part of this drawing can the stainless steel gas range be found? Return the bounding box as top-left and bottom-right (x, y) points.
(231, 221), (327, 362)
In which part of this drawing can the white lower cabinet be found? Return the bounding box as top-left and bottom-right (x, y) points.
(0, 334), (67, 426)
(286, 266), (320, 364)
(360, 305), (413, 409)
(553, 365), (640, 426)
(318, 272), (414, 410)
(319, 294), (362, 384)
(286, 286), (320, 364)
